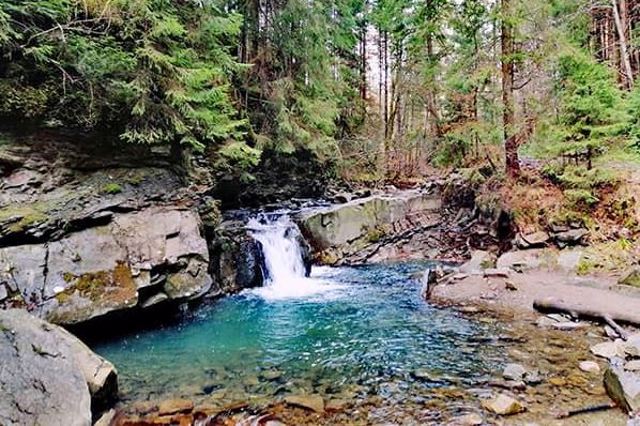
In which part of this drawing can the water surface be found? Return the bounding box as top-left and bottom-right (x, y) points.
(94, 262), (505, 410)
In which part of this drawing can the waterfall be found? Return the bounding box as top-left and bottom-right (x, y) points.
(247, 215), (336, 299)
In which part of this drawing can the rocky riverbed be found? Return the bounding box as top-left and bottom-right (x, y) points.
(431, 247), (640, 425)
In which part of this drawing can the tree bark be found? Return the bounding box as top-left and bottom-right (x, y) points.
(612, 0), (634, 88)
(501, 0), (520, 176)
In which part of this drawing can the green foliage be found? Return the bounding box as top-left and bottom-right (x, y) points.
(215, 142), (262, 183)
(552, 51), (627, 161)
(102, 183), (122, 194)
(0, 0), (245, 150)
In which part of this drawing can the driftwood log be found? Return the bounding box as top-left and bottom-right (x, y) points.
(555, 402), (617, 419)
(533, 297), (640, 328)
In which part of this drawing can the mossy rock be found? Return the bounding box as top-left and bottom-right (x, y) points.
(55, 263), (137, 305)
(0, 204), (48, 234)
(619, 267), (640, 288)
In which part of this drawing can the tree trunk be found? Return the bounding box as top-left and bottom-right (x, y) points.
(501, 0), (520, 176)
(612, 0), (634, 88)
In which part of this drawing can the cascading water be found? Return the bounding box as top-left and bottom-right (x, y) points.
(246, 215), (336, 299)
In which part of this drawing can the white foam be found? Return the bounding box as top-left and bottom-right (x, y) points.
(247, 216), (344, 300)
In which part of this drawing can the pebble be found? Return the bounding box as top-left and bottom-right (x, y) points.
(261, 369), (283, 381)
(579, 361), (601, 373)
(448, 413), (483, 425)
(503, 363), (526, 381)
(482, 393), (525, 415)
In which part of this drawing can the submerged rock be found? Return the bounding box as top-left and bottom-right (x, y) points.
(502, 363), (526, 381)
(283, 395), (325, 413)
(604, 366), (640, 413)
(0, 309), (117, 425)
(481, 393), (525, 415)
(579, 361), (601, 373)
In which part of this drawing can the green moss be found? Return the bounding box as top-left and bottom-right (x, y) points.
(125, 171), (147, 185)
(55, 262), (136, 304)
(102, 183), (122, 194)
(365, 225), (387, 243)
(0, 204), (48, 234)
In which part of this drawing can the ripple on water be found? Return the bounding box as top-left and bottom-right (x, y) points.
(93, 262), (505, 410)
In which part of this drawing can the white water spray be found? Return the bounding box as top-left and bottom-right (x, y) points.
(247, 215), (340, 300)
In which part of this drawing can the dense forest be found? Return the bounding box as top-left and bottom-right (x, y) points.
(2, 0), (640, 189)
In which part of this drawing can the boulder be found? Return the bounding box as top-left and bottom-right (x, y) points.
(626, 361), (640, 372)
(1, 207), (212, 325)
(620, 268), (640, 288)
(296, 190), (442, 264)
(622, 334), (640, 357)
(553, 228), (588, 247)
(604, 365), (640, 413)
(481, 393), (525, 415)
(0, 309), (117, 425)
(496, 249), (552, 272)
(515, 231), (549, 249)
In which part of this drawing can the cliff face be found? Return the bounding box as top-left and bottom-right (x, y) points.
(0, 133), (262, 327)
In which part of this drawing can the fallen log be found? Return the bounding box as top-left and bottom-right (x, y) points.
(533, 297), (640, 328)
(555, 402), (616, 419)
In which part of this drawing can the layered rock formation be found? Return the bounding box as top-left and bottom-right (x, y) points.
(1, 207), (212, 324)
(295, 189), (444, 264)
(0, 134), (257, 326)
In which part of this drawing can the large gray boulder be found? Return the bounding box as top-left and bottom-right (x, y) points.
(295, 190), (442, 264)
(1, 207), (212, 325)
(0, 309), (117, 425)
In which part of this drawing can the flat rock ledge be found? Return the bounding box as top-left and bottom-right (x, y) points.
(0, 309), (117, 425)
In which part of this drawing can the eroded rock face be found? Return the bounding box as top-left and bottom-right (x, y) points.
(295, 190), (443, 265)
(0, 309), (117, 425)
(0, 207), (211, 325)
